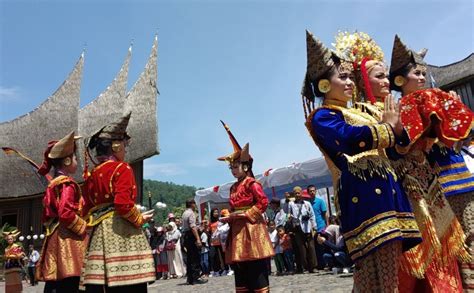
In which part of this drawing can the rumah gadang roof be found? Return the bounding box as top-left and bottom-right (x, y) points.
(427, 53), (474, 88)
(0, 37), (159, 199)
(0, 54), (83, 198)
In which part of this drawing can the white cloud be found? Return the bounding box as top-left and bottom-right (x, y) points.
(0, 86), (21, 101)
(144, 162), (188, 177)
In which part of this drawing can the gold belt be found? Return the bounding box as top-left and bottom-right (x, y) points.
(233, 205), (252, 212)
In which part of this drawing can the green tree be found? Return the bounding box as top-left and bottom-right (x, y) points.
(142, 179), (199, 225)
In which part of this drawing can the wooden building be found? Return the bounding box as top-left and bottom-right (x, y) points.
(427, 53), (474, 110)
(0, 37), (159, 241)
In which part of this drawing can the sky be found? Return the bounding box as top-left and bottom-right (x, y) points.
(1, 0), (473, 189)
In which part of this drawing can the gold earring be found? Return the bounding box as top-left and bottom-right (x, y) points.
(112, 142), (122, 153)
(63, 157), (72, 166)
(394, 76), (405, 87)
(318, 79), (331, 93)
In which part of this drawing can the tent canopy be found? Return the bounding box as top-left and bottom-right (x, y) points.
(194, 157), (332, 206)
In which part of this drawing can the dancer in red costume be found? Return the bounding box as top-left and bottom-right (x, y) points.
(36, 131), (88, 293)
(218, 121), (274, 293)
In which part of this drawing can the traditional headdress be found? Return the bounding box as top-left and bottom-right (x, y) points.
(218, 120), (255, 177)
(333, 31), (385, 104)
(389, 34), (427, 75)
(38, 131), (82, 175)
(217, 120), (252, 164)
(87, 112), (132, 149)
(301, 30), (352, 119)
(2, 229), (21, 238)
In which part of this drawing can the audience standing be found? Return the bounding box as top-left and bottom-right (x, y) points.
(288, 186), (317, 273)
(181, 199), (207, 285)
(307, 185), (328, 270)
(27, 244), (39, 286)
(166, 221), (186, 279)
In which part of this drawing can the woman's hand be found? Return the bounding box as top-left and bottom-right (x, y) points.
(382, 94), (403, 137)
(142, 213), (154, 223)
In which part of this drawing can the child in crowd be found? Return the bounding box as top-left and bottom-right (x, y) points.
(200, 221), (210, 278)
(278, 226), (294, 274)
(216, 209), (233, 276)
(155, 226), (169, 280)
(268, 221), (279, 275)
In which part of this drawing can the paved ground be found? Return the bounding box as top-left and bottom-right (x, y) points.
(0, 271), (353, 292)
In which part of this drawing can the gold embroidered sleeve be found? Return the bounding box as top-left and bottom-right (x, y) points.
(67, 215), (87, 235)
(244, 206), (261, 224)
(123, 206), (145, 228)
(372, 123), (395, 149)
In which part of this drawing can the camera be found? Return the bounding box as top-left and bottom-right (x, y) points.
(301, 214), (310, 221)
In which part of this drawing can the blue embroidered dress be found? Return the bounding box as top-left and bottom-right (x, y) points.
(428, 143), (474, 197)
(306, 104), (421, 262)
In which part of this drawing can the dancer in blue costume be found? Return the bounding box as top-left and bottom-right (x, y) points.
(300, 30), (421, 292)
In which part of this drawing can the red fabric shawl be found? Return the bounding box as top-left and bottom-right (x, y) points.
(400, 88), (474, 150)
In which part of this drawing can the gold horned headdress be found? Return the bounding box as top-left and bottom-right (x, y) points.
(217, 120), (255, 178)
(333, 31), (385, 104)
(301, 30), (353, 119)
(2, 229), (21, 239)
(389, 34), (427, 75)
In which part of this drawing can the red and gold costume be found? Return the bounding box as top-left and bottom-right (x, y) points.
(226, 176), (274, 263)
(30, 131), (89, 293)
(81, 113), (155, 289)
(3, 233), (25, 293)
(218, 121), (274, 293)
(389, 35), (472, 292)
(36, 175), (88, 282)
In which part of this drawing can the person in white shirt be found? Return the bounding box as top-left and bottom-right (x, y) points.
(270, 198), (287, 228)
(27, 244), (40, 286)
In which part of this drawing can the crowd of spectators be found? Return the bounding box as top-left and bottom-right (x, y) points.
(146, 185), (352, 285)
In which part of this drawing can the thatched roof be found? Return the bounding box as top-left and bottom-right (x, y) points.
(0, 54), (84, 198)
(0, 37), (159, 199)
(427, 53), (474, 88)
(124, 35), (159, 162)
(77, 47), (131, 175)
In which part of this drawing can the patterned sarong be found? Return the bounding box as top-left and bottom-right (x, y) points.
(448, 192), (474, 291)
(81, 213), (155, 287)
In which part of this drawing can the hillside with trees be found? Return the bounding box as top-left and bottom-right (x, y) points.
(142, 179), (199, 225)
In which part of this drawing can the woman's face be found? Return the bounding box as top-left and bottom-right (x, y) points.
(212, 210), (219, 218)
(368, 64), (390, 99)
(6, 235), (14, 245)
(229, 161), (246, 179)
(401, 64), (427, 95)
(326, 67), (354, 103)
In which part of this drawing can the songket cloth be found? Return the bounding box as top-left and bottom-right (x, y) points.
(81, 214), (155, 287)
(226, 176), (274, 292)
(448, 193), (474, 291)
(36, 224), (89, 281)
(393, 151), (468, 292)
(353, 241), (401, 293)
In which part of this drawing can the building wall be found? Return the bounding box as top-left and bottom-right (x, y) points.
(0, 196), (44, 248)
(448, 79), (474, 111)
